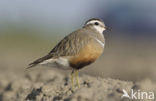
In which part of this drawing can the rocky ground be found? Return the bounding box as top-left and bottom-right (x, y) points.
(0, 69), (155, 101)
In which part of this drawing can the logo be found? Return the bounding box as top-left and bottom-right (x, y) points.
(121, 89), (155, 100)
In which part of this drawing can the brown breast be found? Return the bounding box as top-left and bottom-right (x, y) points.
(69, 41), (104, 69)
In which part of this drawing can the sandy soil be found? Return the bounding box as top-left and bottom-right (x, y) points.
(0, 68), (155, 101)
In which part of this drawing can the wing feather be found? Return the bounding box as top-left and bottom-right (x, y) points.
(27, 28), (90, 68)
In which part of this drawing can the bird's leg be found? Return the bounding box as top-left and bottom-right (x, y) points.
(71, 70), (75, 90)
(75, 70), (80, 88)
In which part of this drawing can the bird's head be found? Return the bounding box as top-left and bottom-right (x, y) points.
(84, 18), (111, 34)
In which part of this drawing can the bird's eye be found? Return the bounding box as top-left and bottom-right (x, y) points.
(94, 22), (99, 25)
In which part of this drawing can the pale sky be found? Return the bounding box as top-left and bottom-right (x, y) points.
(0, 0), (155, 34)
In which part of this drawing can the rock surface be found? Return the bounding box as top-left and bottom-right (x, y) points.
(0, 69), (155, 101)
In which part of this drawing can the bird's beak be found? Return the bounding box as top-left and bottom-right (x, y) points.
(105, 26), (112, 31)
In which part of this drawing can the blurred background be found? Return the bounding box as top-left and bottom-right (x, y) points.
(0, 0), (156, 81)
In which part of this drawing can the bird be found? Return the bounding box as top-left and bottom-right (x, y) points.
(28, 18), (111, 89)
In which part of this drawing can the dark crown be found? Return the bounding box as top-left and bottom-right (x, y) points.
(85, 18), (103, 25)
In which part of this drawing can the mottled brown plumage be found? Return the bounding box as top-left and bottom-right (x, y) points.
(28, 25), (105, 69)
(28, 18), (109, 89)
(28, 18), (108, 89)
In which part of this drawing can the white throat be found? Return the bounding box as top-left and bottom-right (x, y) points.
(93, 26), (105, 35)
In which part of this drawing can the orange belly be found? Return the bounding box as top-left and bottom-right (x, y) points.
(69, 42), (103, 69)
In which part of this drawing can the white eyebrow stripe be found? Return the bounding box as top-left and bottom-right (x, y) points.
(94, 38), (104, 47)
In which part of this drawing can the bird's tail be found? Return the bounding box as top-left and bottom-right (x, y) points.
(27, 63), (37, 69)
(27, 54), (52, 69)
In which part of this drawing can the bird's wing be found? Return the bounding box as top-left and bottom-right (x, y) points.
(28, 54), (53, 68)
(27, 29), (91, 68)
(49, 29), (90, 57)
